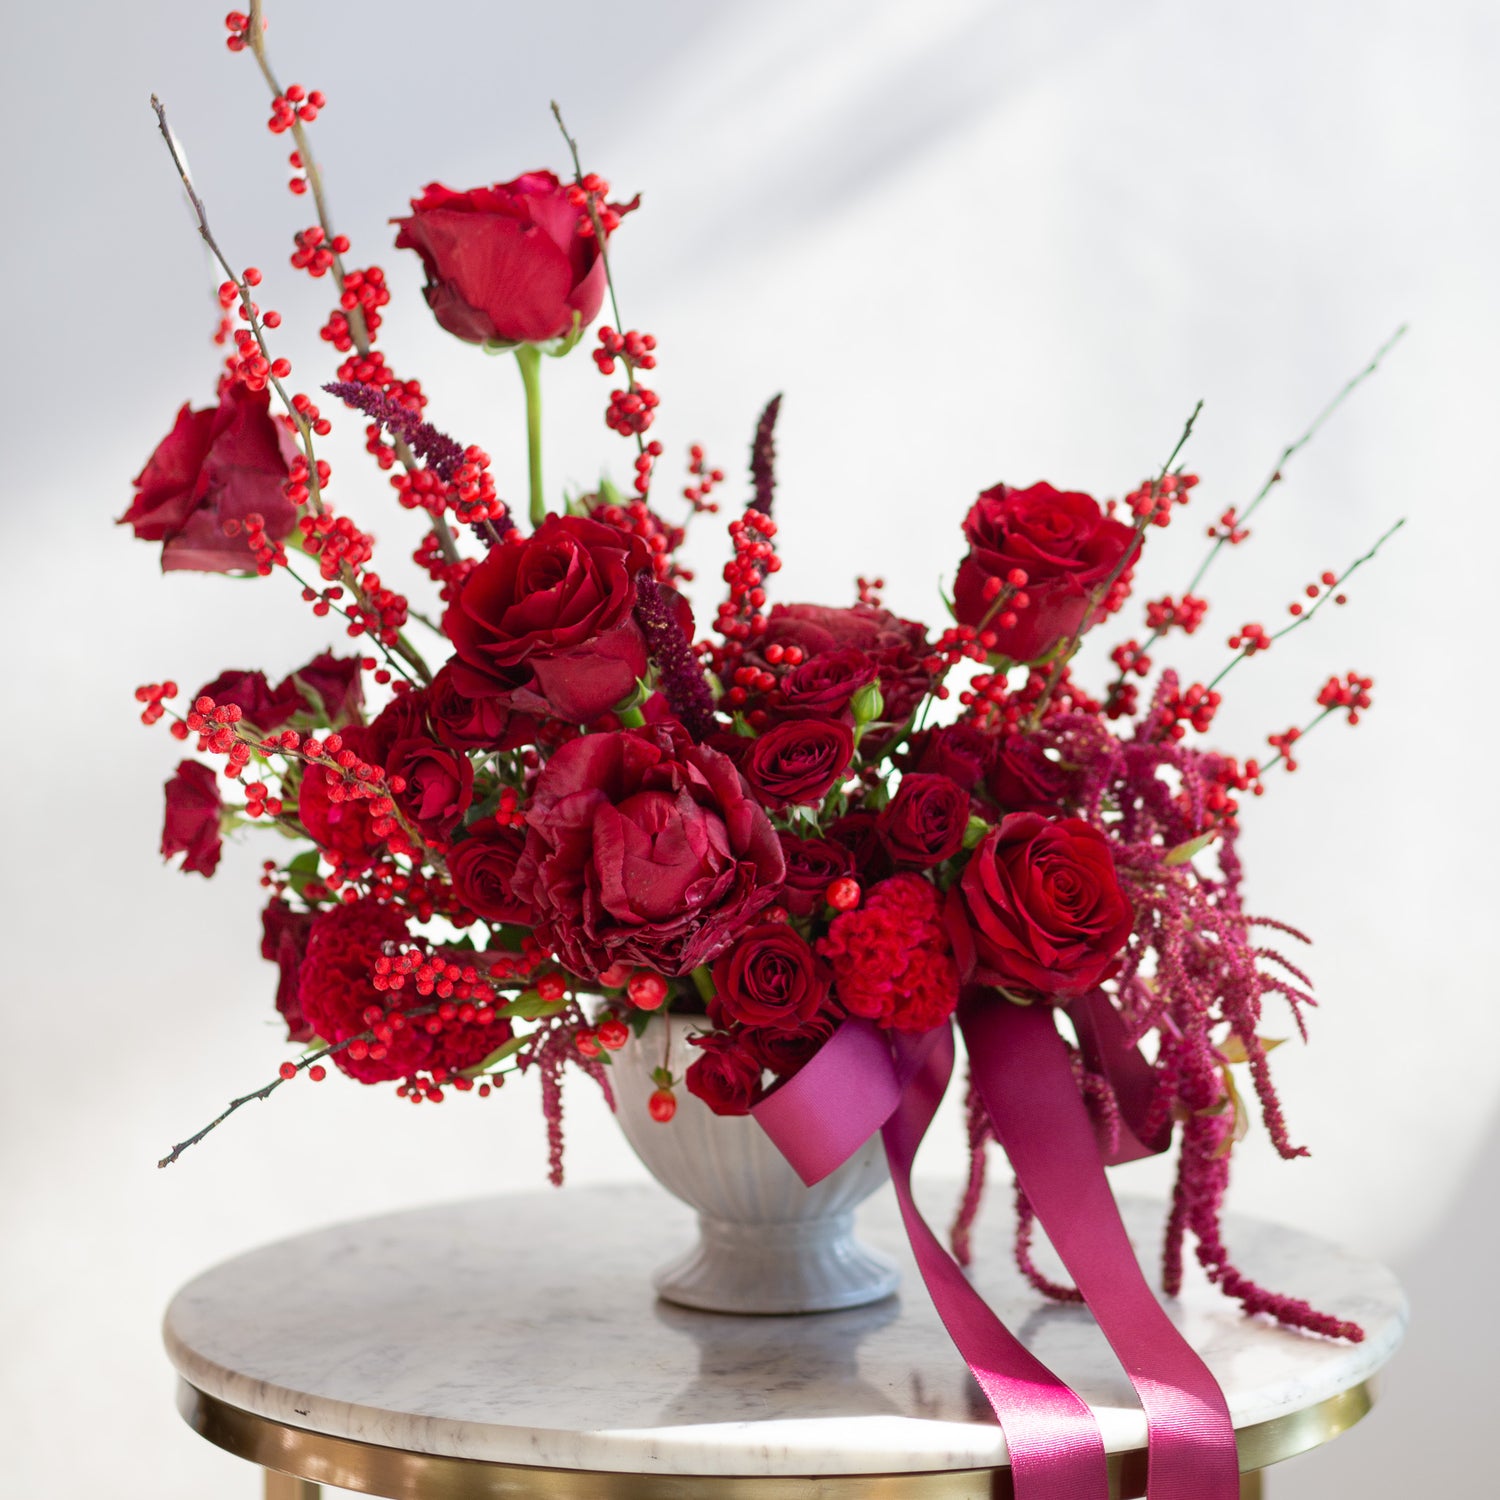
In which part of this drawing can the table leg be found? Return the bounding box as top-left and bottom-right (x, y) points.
(1239, 1471), (1264, 1500)
(264, 1471), (320, 1500)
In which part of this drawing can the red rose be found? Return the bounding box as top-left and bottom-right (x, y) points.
(776, 832), (854, 917)
(817, 873), (958, 1032)
(740, 1014), (836, 1079)
(826, 810), (889, 877)
(737, 718), (855, 809)
(512, 727), (785, 980)
(953, 482), (1139, 663)
(684, 1032), (764, 1116)
(903, 724), (993, 792)
(775, 647), (876, 720)
(877, 772), (970, 868)
(161, 761), (223, 877)
(260, 898), (316, 1042)
(195, 669), (306, 733)
(448, 818), (532, 925)
(288, 652), (365, 728)
(121, 383), (299, 572)
(954, 813), (1133, 999)
(987, 733), (1077, 815)
(443, 514), (653, 723)
(428, 663), (535, 752)
(394, 173), (628, 345)
(369, 696), (473, 841)
(709, 924), (832, 1031)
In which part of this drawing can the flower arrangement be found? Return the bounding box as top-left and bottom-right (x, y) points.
(133, 9), (1401, 1462)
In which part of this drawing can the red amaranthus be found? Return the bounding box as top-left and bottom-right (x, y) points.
(131, 5), (1401, 1344)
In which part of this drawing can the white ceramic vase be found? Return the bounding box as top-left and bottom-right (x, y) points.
(609, 1013), (900, 1315)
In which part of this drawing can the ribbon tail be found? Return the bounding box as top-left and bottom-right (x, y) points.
(1067, 989), (1171, 1165)
(963, 999), (1241, 1500)
(883, 1026), (1110, 1500)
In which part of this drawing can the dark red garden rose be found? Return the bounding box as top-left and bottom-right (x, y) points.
(776, 832), (855, 917)
(826, 810), (887, 874)
(953, 813), (1134, 999)
(367, 693), (473, 839)
(297, 726), (385, 871)
(775, 647), (877, 720)
(903, 724), (994, 792)
(987, 733), (1077, 815)
(288, 651), (365, 728)
(161, 761), (223, 877)
(121, 383), (299, 573)
(757, 603), (933, 745)
(260, 898), (317, 1042)
(709, 924), (832, 1031)
(512, 727), (785, 980)
(428, 663), (535, 752)
(877, 773), (970, 868)
(448, 818), (532, 925)
(394, 173), (630, 345)
(736, 718), (855, 809)
(684, 1032), (764, 1116)
(195, 669), (306, 733)
(741, 1014), (836, 1078)
(817, 873), (958, 1032)
(953, 482), (1139, 663)
(443, 514), (654, 723)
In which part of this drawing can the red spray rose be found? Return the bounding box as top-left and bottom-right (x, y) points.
(369, 695), (472, 841)
(288, 651), (365, 728)
(953, 813), (1134, 999)
(512, 726), (785, 980)
(877, 772), (970, 868)
(121, 383), (299, 572)
(161, 761), (224, 877)
(741, 1014), (836, 1078)
(953, 482), (1139, 663)
(428, 663), (535, 752)
(685, 1032), (764, 1116)
(394, 173), (629, 345)
(817, 873), (958, 1032)
(775, 832), (855, 917)
(709, 924), (832, 1031)
(447, 818), (533, 925)
(986, 733), (1077, 815)
(775, 647), (877, 720)
(736, 718), (855, 809)
(443, 514), (654, 723)
(903, 723), (994, 792)
(194, 669), (305, 734)
(260, 898), (317, 1042)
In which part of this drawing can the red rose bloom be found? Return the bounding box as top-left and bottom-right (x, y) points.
(736, 718), (855, 809)
(448, 818), (532, 925)
(288, 651), (365, 728)
(954, 813), (1134, 999)
(512, 727), (785, 980)
(775, 832), (855, 917)
(121, 383), (299, 573)
(260, 898), (317, 1042)
(394, 173), (627, 345)
(161, 761), (223, 877)
(987, 733), (1077, 815)
(817, 873), (958, 1032)
(953, 482), (1139, 663)
(709, 924), (832, 1031)
(685, 1032), (764, 1116)
(741, 1014), (836, 1079)
(443, 514), (654, 723)
(903, 724), (994, 792)
(775, 647), (876, 720)
(877, 772), (970, 868)
(195, 669), (306, 733)
(369, 696), (472, 841)
(428, 663), (535, 752)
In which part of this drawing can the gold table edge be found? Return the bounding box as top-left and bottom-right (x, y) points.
(176, 1376), (1378, 1499)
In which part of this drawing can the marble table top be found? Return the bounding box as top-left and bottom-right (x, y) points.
(163, 1183), (1405, 1477)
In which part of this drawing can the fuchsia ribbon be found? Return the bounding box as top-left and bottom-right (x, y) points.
(752, 996), (1240, 1500)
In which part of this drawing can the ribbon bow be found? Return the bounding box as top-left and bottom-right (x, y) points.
(752, 992), (1240, 1500)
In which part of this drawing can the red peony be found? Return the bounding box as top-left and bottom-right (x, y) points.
(775, 832), (855, 917)
(735, 718), (855, 809)
(684, 1032), (764, 1116)
(709, 924), (832, 1031)
(954, 812), (1134, 999)
(394, 173), (627, 346)
(512, 726), (785, 980)
(161, 761), (223, 877)
(443, 514), (654, 723)
(817, 873), (959, 1032)
(877, 772), (970, 868)
(447, 818), (532, 925)
(121, 383), (299, 573)
(260, 898), (316, 1042)
(953, 482), (1139, 663)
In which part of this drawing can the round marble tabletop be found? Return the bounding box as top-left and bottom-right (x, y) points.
(165, 1183), (1404, 1493)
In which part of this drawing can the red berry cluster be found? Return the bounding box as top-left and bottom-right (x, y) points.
(134, 681), (180, 726)
(591, 497), (688, 583)
(683, 444), (725, 515)
(566, 173), (627, 237)
(222, 10), (255, 51)
(289, 223), (346, 278)
(605, 385), (660, 438)
(1207, 506), (1250, 545)
(323, 267), (389, 351)
(1317, 671), (1373, 723)
(1144, 593), (1209, 635)
(593, 327), (656, 376)
(713, 511), (781, 662)
(1227, 622), (1272, 654)
(1125, 471), (1199, 528)
(1157, 681), (1222, 740)
(1288, 569), (1347, 618)
(1267, 725), (1303, 772)
(857, 576), (885, 607)
(1111, 639), (1153, 678)
(266, 83), (324, 136)
(186, 696), (254, 778)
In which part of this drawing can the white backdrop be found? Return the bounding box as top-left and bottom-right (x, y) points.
(3, 1), (1497, 1494)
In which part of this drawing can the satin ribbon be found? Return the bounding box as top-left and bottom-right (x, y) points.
(752, 999), (1240, 1500)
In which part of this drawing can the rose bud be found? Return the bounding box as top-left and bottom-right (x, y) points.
(684, 1032), (764, 1117)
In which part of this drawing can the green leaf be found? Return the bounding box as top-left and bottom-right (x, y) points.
(460, 1034), (527, 1077)
(500, 993), (569, 1020)
(285, 848), (322, 898)
(1165, 831), (1217, 866)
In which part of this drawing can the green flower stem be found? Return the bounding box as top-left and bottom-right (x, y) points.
(515, 343), (546, 526)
